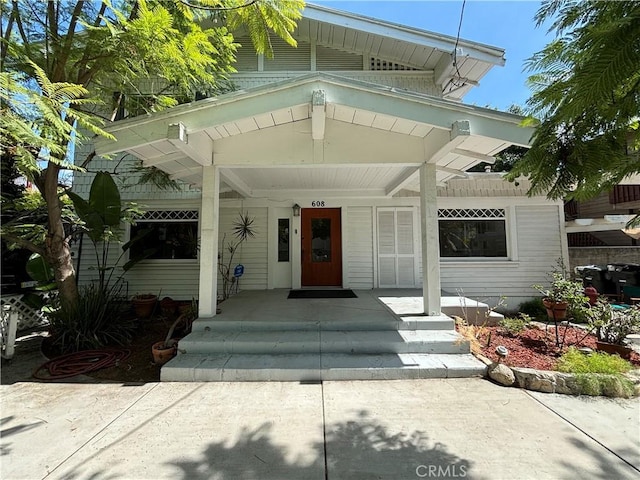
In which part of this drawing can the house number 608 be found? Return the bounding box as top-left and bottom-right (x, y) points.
(311, 201), (325, 207)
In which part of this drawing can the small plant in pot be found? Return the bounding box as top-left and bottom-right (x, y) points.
(132, 293), (158, 318)
(533, 271), (589, 347)
(586, 300), (640, 359)
(152, 298), (198, 365)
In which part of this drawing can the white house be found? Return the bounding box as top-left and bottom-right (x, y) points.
(74, 4), (569, 380)
(79, 4), (567, 304)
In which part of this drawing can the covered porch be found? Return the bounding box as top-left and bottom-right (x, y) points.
(95, 73), (533, 322)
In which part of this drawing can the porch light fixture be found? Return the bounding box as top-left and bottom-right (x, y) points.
(292, 204), (301, 217)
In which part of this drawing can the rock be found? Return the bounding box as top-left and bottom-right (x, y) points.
(512, 367), (557, 393)
(488, 363), (515, 386)
(555, 372), (580, 395)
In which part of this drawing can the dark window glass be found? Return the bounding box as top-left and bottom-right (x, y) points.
(439, 220), (507, 257)
(278, 218), (290, 262)
(129, 221), (198, 260)
(311, 218), (331, 262)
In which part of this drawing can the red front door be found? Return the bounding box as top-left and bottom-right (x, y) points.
(301, 208), (342, 286)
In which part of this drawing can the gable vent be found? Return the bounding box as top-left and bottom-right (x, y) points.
(264, 37), (311, 71)
(370, 58), (418, 71)
(316, 45), (363, 71)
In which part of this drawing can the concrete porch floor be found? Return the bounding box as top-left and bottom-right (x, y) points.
(194, 288), (501, 328)
(162, 290), (495, 381)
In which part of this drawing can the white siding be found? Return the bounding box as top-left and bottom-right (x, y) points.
(439, 205), (564, 308)
(218, 207), (268, 291)
(345, 206), (374, 288)
(316, 45), (363, 70)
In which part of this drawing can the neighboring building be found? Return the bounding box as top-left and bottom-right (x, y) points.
(565, 181), (640, 270)
(74, 4), (567, 314)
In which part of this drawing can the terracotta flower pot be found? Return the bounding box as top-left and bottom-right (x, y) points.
(595, 341), (633, 360)
(542, 298), (568, 321)
(160, 297), (178, 317)
(132, 294), (157, 318)
(152, 341), (177, 365)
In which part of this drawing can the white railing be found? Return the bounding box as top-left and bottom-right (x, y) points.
(1, 305), (19, 359)
(0, 294), (51, 331)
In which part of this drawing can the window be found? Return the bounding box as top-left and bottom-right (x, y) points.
(438, 209), (507, 258)
(129, 210), (199, 260)
(278, 219), (290, 262)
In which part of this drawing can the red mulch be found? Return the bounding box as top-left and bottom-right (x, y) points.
(464, 323), (640, 371)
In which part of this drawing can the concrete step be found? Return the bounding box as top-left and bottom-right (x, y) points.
(161, 352), (487, 382)
(178, 329), (470, 355)
(192, 314), (454, 333)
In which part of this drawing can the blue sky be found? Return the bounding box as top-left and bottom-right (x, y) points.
(313, 1), (554, 111)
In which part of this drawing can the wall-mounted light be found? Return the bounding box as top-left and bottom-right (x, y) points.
(292, 204), (301, 217)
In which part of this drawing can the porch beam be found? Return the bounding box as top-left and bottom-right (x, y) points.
(420, 162), (441, 314)
(169, 165), (202, 180)
(452, 148), (495, 164)
(427, 121), (470, 164)
(385, 167), (419, 197)
(220, 169), (253, 198)
(198, 165), (220, 318)
(436, 165), (468, 178)
(167, 123), (213, 167)
(144, 152), (189, 168)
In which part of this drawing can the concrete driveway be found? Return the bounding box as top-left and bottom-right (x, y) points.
(1, 378), (638, 480)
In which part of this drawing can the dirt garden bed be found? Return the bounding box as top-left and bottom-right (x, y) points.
(461, 322), (640, 370)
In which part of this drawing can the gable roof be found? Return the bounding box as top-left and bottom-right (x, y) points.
(295, 4), (506, 100)
(95, 73), (532, 191)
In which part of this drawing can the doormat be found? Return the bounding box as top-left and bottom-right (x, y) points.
(288, 289), (357, 299)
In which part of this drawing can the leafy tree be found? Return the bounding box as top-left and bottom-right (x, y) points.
(0, 0), (304, 308)
(507, 0), (640, 201)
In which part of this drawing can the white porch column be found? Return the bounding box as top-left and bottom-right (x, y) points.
(198, 165), (220, 317)
(420, 162), (442, 314)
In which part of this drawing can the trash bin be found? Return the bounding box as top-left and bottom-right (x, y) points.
(606, 263), (640, 302)
(575, 265), (612, 295)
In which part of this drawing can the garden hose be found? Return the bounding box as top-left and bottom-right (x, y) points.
(33, 348), (131, 381)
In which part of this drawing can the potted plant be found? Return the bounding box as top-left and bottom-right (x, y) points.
(533, 272), (588, 321)
(587, 300), (640, 359)
(160, 296), (178, 317)
(152, 298), (198, 365)
(132, 293), (157, 318)
(533, 271), (589, 347)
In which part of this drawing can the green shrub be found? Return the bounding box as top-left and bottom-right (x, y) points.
(573, 374), (635, 398)
(519, 298), (547, 321)
(499, 315), (531, 336)
(556, 348), (636, 398)
(47, 282), (137, 353)
(556, 347), (632, 374)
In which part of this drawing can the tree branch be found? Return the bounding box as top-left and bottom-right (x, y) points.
(179, 0), (258, 12)
(1, 231), (45, 256)
(1, 3), (15, 64)
(80, 151), (97, 169)
(52, 1), (85, 82)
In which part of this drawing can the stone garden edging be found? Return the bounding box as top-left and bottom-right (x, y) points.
(474, 353), (640, 398)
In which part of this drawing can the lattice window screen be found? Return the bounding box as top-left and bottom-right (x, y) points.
(139, 210), (199, 221)
(438, 209), (505, 219)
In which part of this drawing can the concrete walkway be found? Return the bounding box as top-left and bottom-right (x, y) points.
(1, 379), (638, 480)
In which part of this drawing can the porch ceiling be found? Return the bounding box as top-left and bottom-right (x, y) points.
(96, 73), (533, 194)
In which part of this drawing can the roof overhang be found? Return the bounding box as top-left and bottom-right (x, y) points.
(96, 73), (532, 194)
(297, 4), (505, 100)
